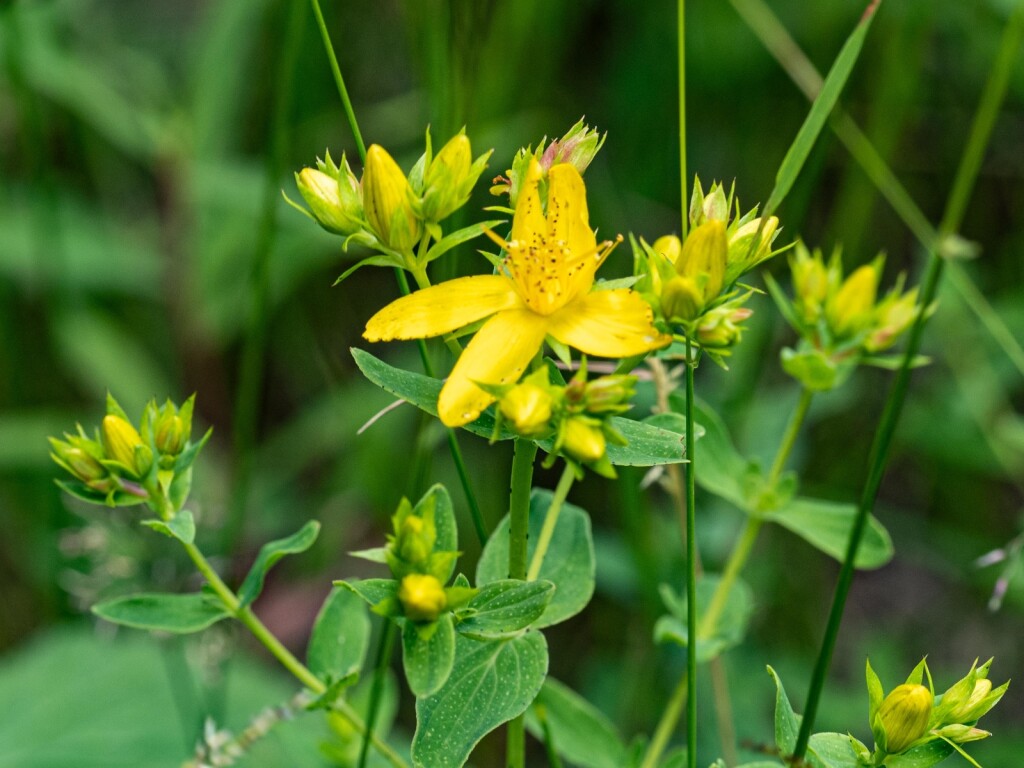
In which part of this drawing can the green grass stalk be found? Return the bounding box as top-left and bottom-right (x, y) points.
(791, 7), (1024, 759)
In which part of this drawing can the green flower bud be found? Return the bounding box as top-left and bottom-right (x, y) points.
(932, 724), (990, 744)
(561, 416), (607, 464)
(653, 235), (682, 266)
(865, 286), (920, 353)
(296, 166), (363, 236)
(154, 410), (186, 457)
(827, 263), (879, 336)
(726, 215), (779, 282)
(943, 678), (994, 724)
(399, 573), (447, 622)
(421, 133), (490, 223)
(362, 144), (422, 252)
(676, 220), (727, 310)
(696, 304), (753, 349)
(50, 437), (113, 491)
(583, 375), (636, 414)
(396, 514), (433, 566)
(790, 246), (830, 323)
(101, 415), (151, 477)
(538, 119), (605, 176)
(661, 275), (704, 323)
(499, 381), (554, 437)
(878, 683), (934, 754)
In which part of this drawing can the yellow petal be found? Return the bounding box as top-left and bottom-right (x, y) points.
(438, 309), (549, 426)
(364, 275), (523, 341)
(547, 289), (670, 357)
(546, 164), (596, 256)
(510, 159), (547, 246)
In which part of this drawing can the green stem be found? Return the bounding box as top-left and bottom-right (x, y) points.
(768, 388), (814, 485)
(507, 439), (538, 768)
(684, 337), (698, 768)
(791, 8), (1024, 760)
(536, 703), (566, 768)
(309, 0), (366, 161)
(642, 671), (689, 768)
(526, 463), (576, 581)
(678, 0), (688, 239)
(358, 620), (398, 768)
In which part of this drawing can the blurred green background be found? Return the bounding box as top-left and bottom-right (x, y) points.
(1, 0), (1023, 765)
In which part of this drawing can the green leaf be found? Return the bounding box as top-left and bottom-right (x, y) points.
(424, 220), (505, 264)
(763, 0), (880, 214)
(768, 666), (801, 756)
(140, 509), (196, 544)
(884, 740), (956, 768)
(411, 632), (548, 768)
(92, 592), (231, 634)
(654, 575), (753, 663)
(403, 613), (456, 697)
(418, 483), (458, 567)
(523, 678), (629, 768)
(688, 398), (749, 507)
(307, 587), (371, 683)
(237, 520), (321, 608)
(457, 580), (555, 639)
(336, 578), (400, 611)
(807, 732), (871, 768)
(476, 490), (595, 628)
(352, 348), (687, 466)
(764, 497), (893, 569)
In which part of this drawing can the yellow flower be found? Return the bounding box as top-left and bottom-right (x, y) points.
(399, 573), (447, 622)
(364, 159), (670, 426)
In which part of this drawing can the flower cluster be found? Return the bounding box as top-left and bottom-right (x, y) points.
(769, 243), (926, 390)
(635, 179), (781, 361)
(50, 394), (207, 511)
(861, 658), (1007, 764)
(293, 130), (492, 273)
(487, 363), (637, 478)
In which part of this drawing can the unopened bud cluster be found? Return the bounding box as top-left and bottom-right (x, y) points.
(294, 129), (491, 267)
(634, 178), (780, 360)
(488, 364), (635, 478)
(864, 658), (1007, 763)
(775, 243), (926, 391)
(50, 394), (206, 511)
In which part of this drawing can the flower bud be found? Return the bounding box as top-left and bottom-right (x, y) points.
(661, 275), (704, 323)
(422, 133), (489, 222)
(538, 119), (605, 176)
(398, 573), (447, 622)
(50, 438), (113, 491)
(101, 415), (151, 477)
(944, 678), (993, 724)
(395, 514), (433, 566)
(154, 411), (186, 457)
(561, 417), (607, 464)
(828, 264), (878, 336)
(362, 144), (422, 251)
(727, 216), (779, 281)
(500, 382), (554, 437)
(696, 304), (753, 349)
(583, 375), (636, 414)
(790, 246), (830, 323)
(932, 724), (990, 744)
(878, 684), (933, 754)
(652, 235), (682, 266)
(676, 220), (727, 308)
(865, 287), (920, 353)
(296, 167), (363, 236)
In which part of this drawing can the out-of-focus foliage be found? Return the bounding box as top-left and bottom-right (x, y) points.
(1, 0), (1023, 765)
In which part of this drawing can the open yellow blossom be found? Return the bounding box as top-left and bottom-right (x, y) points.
(364, 159), (670, 426)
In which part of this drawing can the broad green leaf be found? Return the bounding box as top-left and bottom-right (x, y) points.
(768, 666), (801, 756)
(0, 627), (330, 767)
(307, 587), (371, 683)
(411, 632), (548, 768)
(884, 740), (956, 768)
(763, 1), (880, 214)
(476, 490), (595, 628)
(92, 592), (230, 634)
(687, 398), (749, 507)
(807, 732), (871, 768)
(418, 483), (458, 559)
(337, 578), (399, 611)
(352, 348), (688, 466)
(140, 509), (196, 544)
(523, 678), (629, 768)
(764, 497), (893, 569)
(654, 575), (753, 663)
(237, 520), (321, 608)
(402, 614), (456, 697)
(456, 580), (555, 639)
(693, 759), (784, 768)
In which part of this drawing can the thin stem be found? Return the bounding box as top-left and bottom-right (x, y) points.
(309, 0), (366, 161)
(768, 389), (814, 485)
(708, 658), (737, 767)
(527, 463), (576, 581)
(641, 671), (689, 768)
(678, 0), (688, 239)
(358, 620), (398, 768)
(507, 438), (538, 768)
(684, 337), (698, 768)
(536, 703), (566, 768)
(791, 8), (1024, 759)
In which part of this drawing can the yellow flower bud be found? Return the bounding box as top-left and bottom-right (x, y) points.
(790, 247), (829, 323)
(396, 514), (432, 566)
(676, 220), (727, 307)
(398, 573), (447, 622)
(652, 235), (682, 265)
(499, 382), (554, 437)
(362, 144), (421, 251)
(422, 134), (478, 222)
(727, 216), (779, 280)
(154, 412), (186, 456)
(865, 288), (919, 353)
(296, 167), (363, 236)
(828, 264), (879, 336)
(50, 438), (111, 490)
(878, 684), (933, 753)
(661, 275), (704, 323)
(561, 417), (607, 464)
(945, 678), (993, 723)
(101, 415), (150, 477)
